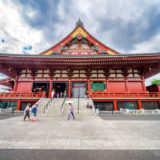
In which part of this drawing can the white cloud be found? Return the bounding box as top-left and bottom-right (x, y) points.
(131, 32), (160, 53)
(0, 74), (9, 92)
(53, 0), (160, 53)
(0, 0), (160, 88)
(0, 0), (44, 55)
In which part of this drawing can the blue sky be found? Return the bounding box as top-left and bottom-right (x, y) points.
(0, 0), (160, 89)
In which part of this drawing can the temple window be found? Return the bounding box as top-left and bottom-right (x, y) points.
(37, 70), (43, 73)
(53, 70), (68, 78)
(109, 69), (124, 79)
(54, 74), (61, 77)
(90, 70), (105, 78)
(35, 70), (50, 79)
(91, 81), (106, 91)
(44, 69), (49, 73)
(61, 74), (68, 77)
(71, 70), (87, 78)
(20, 74), (25, 77)
(21, 70), (26, 73)
(19, 69), (32, 79)
(110, 74), (116, 77)
(128, 68), (140, 78)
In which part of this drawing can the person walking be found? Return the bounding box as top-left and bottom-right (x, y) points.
(51, 89), (55, 102)
(31, 104), (39, 121)
(67, 103), (74, 120)
(64, 90), (67, 98)
(24, 103), (31, 121)
(70, 104), (75, 120)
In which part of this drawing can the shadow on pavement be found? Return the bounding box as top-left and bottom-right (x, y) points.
(0, 149), (160, 160)
(0, 111), (23, 120)
(99, 115), (160, 121)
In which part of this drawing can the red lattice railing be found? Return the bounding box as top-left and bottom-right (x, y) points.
(0, 92), (45, 99)
(91, 92), (160, 99)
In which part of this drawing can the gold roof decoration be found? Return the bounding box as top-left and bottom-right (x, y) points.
(71, 27), (88, 38)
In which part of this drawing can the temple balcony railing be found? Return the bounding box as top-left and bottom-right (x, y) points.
(91, 92), (160, 99)
(0, 92), (45, 99)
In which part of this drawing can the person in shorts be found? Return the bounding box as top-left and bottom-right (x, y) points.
(31, 104), (39, 121)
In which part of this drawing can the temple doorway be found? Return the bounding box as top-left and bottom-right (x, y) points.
(52, 82), (68, 98)
(71, 82), (87, 98)
(32, 82), (49, 97)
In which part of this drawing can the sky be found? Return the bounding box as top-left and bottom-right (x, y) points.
(0, 0), (160, 91)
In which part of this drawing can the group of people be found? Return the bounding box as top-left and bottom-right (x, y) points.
(51, 89), (67, 98)
(24, 103), (39, 122)
(24, 102), (75, 121)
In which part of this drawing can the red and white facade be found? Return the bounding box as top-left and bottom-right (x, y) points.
(0, 20), (160, 111)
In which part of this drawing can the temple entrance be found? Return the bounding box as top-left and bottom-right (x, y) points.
(72, 82), (87, 98)
(32, 82), (49, 97)
(52, 82), (68, 98)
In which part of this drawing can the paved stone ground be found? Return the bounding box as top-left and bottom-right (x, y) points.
(99, 114), (160, 121)
(0, 149), (160, 160)
(0, 112), (160, 150)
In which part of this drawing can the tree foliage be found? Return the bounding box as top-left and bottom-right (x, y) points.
(151, 79), (160, 85)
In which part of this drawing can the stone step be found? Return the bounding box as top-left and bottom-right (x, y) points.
(38, 98), (51, 115)
(45, 98), (65, 116)
(41, 98), (95, 117)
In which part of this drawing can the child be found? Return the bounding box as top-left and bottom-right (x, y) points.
(31, 104), (39, 121)
(24, 103), (31, 121)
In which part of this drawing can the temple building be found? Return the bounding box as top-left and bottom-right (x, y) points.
(0, 19), (160, 111)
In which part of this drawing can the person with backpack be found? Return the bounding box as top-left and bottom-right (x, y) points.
(24, 103), (31, 121)
(31, 104), (39, 121)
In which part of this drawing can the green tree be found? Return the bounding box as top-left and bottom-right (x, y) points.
(151, 79), (160, 85)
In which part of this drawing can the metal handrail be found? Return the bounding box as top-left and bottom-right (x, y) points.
(90, 97), (96, 115)
(78, 96), (80, 114)
(43, 98), (53, 113)
(60, 97), (67, 113)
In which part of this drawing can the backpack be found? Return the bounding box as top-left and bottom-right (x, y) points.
(32, 106), (35, 113)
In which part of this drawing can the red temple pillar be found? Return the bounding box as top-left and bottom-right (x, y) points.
(159, 101), (160, 108)
(17, 100), (21, 110)
(113, 100), (117, 111)
(87, 80), (91, 92)
(13, 81), (18, 91)
(13, 75), (19, 91)
(48, 81), (52, 98)
(105, 69), (109, 92)
(138, 100), (142, 109)
(125, 76), (128, 93)
(106, 80), (109, 92)
(68, 80), (71, 98)
(141, 75), (146, 91)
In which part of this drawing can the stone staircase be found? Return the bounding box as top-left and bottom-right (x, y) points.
(40, 98), (95, 117)
(62, 98), (95, 116)
(45, 98), (65, 116)
(37, 98), (51, 115)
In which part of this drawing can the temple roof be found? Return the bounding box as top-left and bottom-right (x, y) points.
(0, 52), (160, 79)
(40, 19), (120, 56)
(1, 52), (160, 58)
(76, 18), (84, 27)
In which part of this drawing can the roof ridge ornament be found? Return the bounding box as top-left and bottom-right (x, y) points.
(76, 18), (84, 27)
